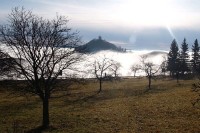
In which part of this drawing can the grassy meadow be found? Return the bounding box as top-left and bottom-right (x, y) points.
(0, 78), (200, 133)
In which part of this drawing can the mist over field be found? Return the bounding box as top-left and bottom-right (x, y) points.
(0, 44), (168, 78)
(80, 50), (168, 78)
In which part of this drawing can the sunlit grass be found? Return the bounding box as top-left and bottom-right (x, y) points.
(0, 78), (200, 132)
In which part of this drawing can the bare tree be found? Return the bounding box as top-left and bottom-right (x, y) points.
(92, 56), (114, 93)
(0, 7), (82, 129)
(141, 55), (160, 90)
(160, 55), (168, 76)
(130, 64), (141, 77)
(109, 61), (121, 79)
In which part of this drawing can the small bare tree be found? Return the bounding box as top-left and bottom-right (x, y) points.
(0, 7), (82, 129)
(160, 55), (168, 76)
(141, 55), (160, 90)
(130, 64), (141, 77)
(109, 61), (121, 79)
(92, 56), (114, 93)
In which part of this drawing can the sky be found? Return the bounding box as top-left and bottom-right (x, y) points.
(0, 0), (200, 50)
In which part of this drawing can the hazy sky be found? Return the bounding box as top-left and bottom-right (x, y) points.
(1, 0), (200, 50)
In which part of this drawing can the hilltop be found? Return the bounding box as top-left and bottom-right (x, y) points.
(76, 36), (126, 53)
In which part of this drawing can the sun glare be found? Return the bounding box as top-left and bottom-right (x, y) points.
(110, 0), (177, 28)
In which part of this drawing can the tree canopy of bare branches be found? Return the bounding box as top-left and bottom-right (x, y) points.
(0, 7), (82, 129)
(141, 55), (160, 90)
(130, 64), (141, 77)
(160, 55), (168, 76)
(109, 61), (121, 79)
(92, 56), (116, 93)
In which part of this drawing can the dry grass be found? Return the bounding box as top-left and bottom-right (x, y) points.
(0, 78), (200, 133)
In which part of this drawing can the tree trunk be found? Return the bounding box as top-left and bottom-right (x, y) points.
(171, 72), (174, 77)
(148, 76), (151, 90)
(176, 72), (179, 84)
(42, 95), (49, 129)
(98, 79), (102, 93)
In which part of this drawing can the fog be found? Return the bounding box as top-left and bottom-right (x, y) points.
(73, 50), (168, 78)
(0, 44), (168, 78)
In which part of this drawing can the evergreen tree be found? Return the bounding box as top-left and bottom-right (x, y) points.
(191, 39), (200, 74)
(167, 39), (180, 77)
(180, 38), (190, 75)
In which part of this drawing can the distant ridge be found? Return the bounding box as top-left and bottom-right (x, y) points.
(76, 36), (126, 53)
(144, 51), (167, 57)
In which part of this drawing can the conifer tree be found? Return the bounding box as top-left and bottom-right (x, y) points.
(191, 39), (200, 74)
(167, 39), (180, 77)
(180, 38), (190, 75)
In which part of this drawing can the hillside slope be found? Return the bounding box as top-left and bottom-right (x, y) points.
(76, 36), (125, 53)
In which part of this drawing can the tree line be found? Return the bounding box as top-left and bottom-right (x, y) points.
(167, 38), (200, 82)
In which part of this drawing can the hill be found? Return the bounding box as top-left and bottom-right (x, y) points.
(144, 51), (168, 57)
(76, 36), (126, 53)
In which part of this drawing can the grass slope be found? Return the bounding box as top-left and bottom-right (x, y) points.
(0, 78), (200, 132)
